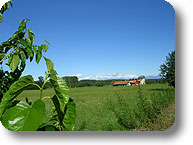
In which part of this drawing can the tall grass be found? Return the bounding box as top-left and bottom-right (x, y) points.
(18, 84), (175, 131)
(106, 86), (175, 131)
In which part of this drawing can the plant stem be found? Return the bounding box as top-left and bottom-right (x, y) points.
(32, 83), (41, 89)
(40, 88), (43, 99)
(40, 71), (49, 99)
(0, 47), (16, 64)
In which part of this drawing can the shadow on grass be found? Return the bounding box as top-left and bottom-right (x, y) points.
(148, 89), (174, 92)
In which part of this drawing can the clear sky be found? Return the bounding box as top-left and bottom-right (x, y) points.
(0, 0), (175, 80)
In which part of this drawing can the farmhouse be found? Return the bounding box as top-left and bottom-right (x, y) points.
(112, 78), (145, 87)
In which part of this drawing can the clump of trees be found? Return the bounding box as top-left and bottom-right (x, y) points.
(62, 76), (78, 88)
(160, 50), (175, 88)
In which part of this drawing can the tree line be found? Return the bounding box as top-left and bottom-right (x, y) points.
(26, 76), (164, 90)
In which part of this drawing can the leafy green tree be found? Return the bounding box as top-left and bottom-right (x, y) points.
(160, 50), (175, 88)
(62, 76), (78, 88)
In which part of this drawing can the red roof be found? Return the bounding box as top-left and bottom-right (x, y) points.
(113, 80), (141, 85)
(130, 80), (139, 83)
(113, 81), (130, 85)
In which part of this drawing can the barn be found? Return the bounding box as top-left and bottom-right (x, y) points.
(112, 78), (145, 87)
(112, 81), (131, 86)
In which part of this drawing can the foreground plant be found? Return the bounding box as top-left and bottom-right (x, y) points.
(0, 57), (76, 131)
(0, 0), (76, 131)
(0, 18), (49, 102)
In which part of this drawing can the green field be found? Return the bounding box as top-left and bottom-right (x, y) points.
(18, 84), (175, 131)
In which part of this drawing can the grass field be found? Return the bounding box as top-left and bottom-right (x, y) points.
(17, 84), (175, 131)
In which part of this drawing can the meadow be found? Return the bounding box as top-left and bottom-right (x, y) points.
(18, 84), (175, 131)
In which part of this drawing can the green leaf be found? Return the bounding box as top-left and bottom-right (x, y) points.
(8, 54), (13, 66)
(33, 45), (37, 54)
(1, 40), (11, 47)
(9, 55), (20, 72)
(0, 75), (35, 118)
(19, 50), (26, 64)
(43, 56), (54, 71)
(28, 29), (35, 44)
(9, 0), (13, 7)
(51, 95), (64, 126)
(11, 31), (25, 42)
(2, 99), (45, 131)
(4, 45), (14, 53)
(36, 49), (42, 64)
(40, 44), (48, 52)
(45, 40), (50, 46)
(11, 31), (19, 40)
(18, 23), (26, 32)
(18, 19), (30, 32)
(0, 1), (12, 18)
(0, 13), (2, 23)
(0, 53), (5, 60)
(45, 125), (56, 131)
(26, 48), (34, 62)
(63, 99), (76, 131)
(51, 96), (76, 131)
(19, 39), (31, 49)
(26, 38), (31, 45)
(6, 2), (9, 10)
(50, 74), (70, 113)
(19, 50), (26, 70)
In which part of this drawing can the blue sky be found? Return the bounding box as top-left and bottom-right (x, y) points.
(0, 0), (175, 80)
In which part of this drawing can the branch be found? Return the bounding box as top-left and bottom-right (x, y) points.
(0, 47), (17, 64)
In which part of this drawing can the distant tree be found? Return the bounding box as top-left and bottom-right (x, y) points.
(37, 76), (44, 87)
(62, 76), (78, 88)
(96, 81), (105, 87)
(160, 50), (175, 88)
(71, 76), (78, 88)
(44, 80), (53, 89)
(78, 80), (96, 87)
(78, 82), (93, 87)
